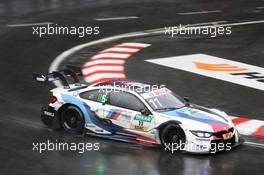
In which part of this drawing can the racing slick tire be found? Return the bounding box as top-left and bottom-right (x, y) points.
(160, 124), (186, 151)
(61, 105), (85, 134)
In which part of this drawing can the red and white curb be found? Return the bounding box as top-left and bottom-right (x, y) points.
(232, 117), (264, 137)
(82, 42), (150, 84)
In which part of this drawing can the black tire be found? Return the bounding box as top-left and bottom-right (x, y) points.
(160, 124), (186, 151)
(61, 106), (84, 134)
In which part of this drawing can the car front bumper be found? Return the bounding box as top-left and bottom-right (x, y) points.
(182, 128), (244, 154)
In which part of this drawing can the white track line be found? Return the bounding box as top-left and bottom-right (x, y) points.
(256, 7), (264, 9)
(49, 19), (264, 87)
(221, 20), (264, 27)
(244, 141), (264, 148)
(178, 10), (222, 15)
(95, 16), (139, 21)
(188, 21), (227, 26)
(119, 43), (150, 47)
(7, 22), (53, 27)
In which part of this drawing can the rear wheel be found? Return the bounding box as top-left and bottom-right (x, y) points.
(61, 106), (84, 134)
(160, 124), (186, 151)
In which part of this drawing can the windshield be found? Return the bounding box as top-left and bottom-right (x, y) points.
(140, 88), (186, 111)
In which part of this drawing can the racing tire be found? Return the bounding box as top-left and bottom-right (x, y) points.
(61, 106), (84, 134)
(160, 124), (186, 152)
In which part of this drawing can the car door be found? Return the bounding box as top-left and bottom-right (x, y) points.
(103, 91), (155, 132)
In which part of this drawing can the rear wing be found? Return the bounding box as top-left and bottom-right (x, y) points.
(32, 65), (84, 89)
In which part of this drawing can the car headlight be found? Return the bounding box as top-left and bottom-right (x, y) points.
(190, 131), (213, 138)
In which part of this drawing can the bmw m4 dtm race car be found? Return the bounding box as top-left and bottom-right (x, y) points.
(33, 66), (243, 153)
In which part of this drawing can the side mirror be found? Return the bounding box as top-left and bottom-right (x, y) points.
(140, 108), (151, 116)
(184, 97), (190, 103)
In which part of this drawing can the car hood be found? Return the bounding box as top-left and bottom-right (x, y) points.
(160, 106), (231, 132)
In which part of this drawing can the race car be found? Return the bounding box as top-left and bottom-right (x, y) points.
(33, 67), (243, 153)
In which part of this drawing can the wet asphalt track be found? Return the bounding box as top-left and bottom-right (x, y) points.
(0, 0), (264, 175)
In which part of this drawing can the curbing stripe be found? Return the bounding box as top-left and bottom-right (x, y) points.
(253, 125), (264, 137)
(82, 42), (150, 84)
(233, 118), (264, 136)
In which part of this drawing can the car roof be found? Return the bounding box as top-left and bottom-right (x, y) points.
(93, 80), (162, 94)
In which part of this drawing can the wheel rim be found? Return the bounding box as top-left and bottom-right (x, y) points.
(63, 109), (82, 129)
(168, 130), (180, 144)
(171, 135), (179, 143)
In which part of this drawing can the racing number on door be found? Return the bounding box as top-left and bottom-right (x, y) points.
(98, 93), (108, 103)
(130, 114), (153, 131)
(138, 120), (144, 127)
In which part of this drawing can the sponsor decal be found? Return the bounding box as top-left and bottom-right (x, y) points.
(95, 129), (104, 132)
(222, 132), (233, 140)
(106, 109), (122, 120)
(178, 107), (198, 115)
(106, 109), (131, 126)
(146, 54), (264, 91)
(85, 124), (96, 128)
(119, 114), (131, 124)
(130, 114), (154, 131)
(131, 124), (145, 131)
(134, 114), (153, 122)
(98, 93), (108, 103)
(36, 75), (46, 82)
(193, 61), (248, 72)
(141, 87), (171, 99)
(163, 107), (228, 132)
(44, 111), (55, 117)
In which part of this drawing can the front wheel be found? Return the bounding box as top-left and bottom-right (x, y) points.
(61, 106), (84, 134)
(160, 124), (186, 151)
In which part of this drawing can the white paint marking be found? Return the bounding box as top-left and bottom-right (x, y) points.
(119, 42), (150, 47)
(95, 16), (139, 21)
(244, 141), (264, 148)
(188, 21), (227, 26)
(178, 10), (222, 15)
(91, 53), (130, 59)
(221, 20), (264, 27)
(85, 73), (125, 82)
(102, 47), (140, 52)
(82, 66), (124, 75)
(49, 19), (264, 87)
(84, 60), (125, 66)
(146, 54), (264, 91)
(256, 7), (264, 9)
(7, 22), (53, 27)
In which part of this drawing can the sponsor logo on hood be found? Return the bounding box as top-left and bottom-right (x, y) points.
(161, 107), (230, 132)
